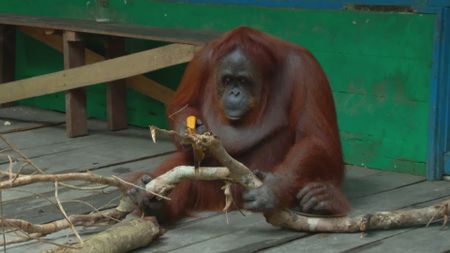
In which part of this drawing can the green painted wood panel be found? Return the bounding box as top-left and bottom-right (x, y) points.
(1, 1), (435, 175)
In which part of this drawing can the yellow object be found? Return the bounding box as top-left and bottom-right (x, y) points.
(186, 115), (197, 132)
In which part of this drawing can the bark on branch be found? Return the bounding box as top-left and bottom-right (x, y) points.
(0, 139), (159, 251)
(149, 126), (450, 233)
(0, 172), (128, 192)
(49, 217), (162, 253)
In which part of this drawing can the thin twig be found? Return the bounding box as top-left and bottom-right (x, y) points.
(12, 229), (81, 249)
(61, 200), (122, 223)
(0, 157), (10, 252)
(54, 181), (83, 245)
(96, 195), (122, 211)
(6, 155), (13, 181)
(167, 104), (188, 120)
(149, 127), (450, 233)
(1, 190), (5, 253)
(1, 232), (42, 246)
(59, 182), (110, 191)
(0, 172), (128, 192)
(11, 163), (29, 183)
(0, 134), (45, 174)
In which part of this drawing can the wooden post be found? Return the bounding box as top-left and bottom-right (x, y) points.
(105, 36), (128, 131)
(63, 31), (87, 138)
(0, 25), (16, 107)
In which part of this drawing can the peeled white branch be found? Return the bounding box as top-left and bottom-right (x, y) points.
(49, 217), (162, 253)
(149, 126), (450, 233)
(266, 200), (449, 232)
(150, 126), (262, 189)
(145, 166), (231, 196)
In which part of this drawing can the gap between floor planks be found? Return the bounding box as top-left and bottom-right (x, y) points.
(2, 107), (449, 253)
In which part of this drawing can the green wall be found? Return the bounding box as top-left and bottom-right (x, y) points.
(0, 1), (435, 175)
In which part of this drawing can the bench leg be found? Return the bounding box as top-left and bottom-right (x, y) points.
(105, 36), (128, 131)
(0, 25), (16, 107)
(63, 31), (87, 138)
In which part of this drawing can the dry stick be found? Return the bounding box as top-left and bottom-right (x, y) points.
(0, 157), (10, 252)
(0, 152), (163, 251)
(149, 127), (262, 189)
(6, 155), (13, 180)
(4, 233), (43, 246)
(1, 188), (5, 253)
(0, 208), (128, 236)
(58, 182), (110, 191)
(0, 134), (45, 174)
(149, 126), (450, 232)
(0, 172), (137, 244)
(112, 175), (169, 200)
(0, 172), (128, 192)
(14, 229), (81, 250)
(49, 217), (162, 253)
(54, 181), (83, 245)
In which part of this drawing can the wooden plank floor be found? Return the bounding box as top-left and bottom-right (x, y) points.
(1, 106), (449, 253)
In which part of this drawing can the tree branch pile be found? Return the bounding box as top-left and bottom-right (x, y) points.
(0, 126), (448, 252)
(0, 134), (161, 252)
(148, 126), (449, 233)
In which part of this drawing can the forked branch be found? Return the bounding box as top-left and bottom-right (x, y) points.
(149, 126), (449, 233)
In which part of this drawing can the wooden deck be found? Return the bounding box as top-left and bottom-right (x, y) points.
(0, 106), (449, 253)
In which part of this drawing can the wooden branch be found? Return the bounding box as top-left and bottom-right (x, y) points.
(50, 217), (162, 253)
(265, 201), (449, 232)
(0, 172), (128, 192)
(0, 134), (45, 174)
(149, 126), (450, 233)
(150, 127), (262, 189)
(0, 208), (126, 236)
(146, 165), (231, 196)
(0, 143), (163, 251)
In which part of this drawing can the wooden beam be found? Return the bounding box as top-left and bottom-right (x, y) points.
(63, 31), (87, 138)
(0, 14), (219, 45)
(127, 76), (174, 105)
(105, 36), (128, 131)
(0, 25), (16, 107)
(20, 27), (176, 105)
(0, 40), (196, 104)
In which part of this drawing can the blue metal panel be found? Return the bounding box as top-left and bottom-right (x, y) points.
(429, 0), (450, 7)
(174, 0), (450, 13)
(428, 7), (450, 179)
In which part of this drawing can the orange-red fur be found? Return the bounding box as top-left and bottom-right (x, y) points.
(128, 27), (348, 223)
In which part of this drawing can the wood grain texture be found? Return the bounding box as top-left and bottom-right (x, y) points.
(105, 36), (128, 131)
(63, 31), (87, 138)
(0, 14), (219, 45)
(2, 107), (449, 253)
(0, 38), (193, 104)
(0, 25), (16, 107)
(0, 25), (16, 83)
(13, 6), (436, 174)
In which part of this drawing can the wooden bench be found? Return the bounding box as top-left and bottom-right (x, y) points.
(0, 14), (220, 137)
